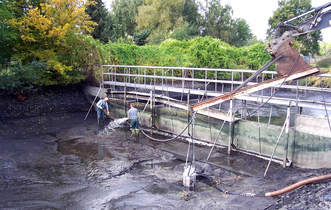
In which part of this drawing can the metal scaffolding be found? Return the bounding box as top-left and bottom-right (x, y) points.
(102, 64), (331, 113)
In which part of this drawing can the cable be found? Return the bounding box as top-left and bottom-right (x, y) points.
(322, 94), (331, 133)
(196, 174), (259, 197)
(134, 85), (196, 143)
(206, 111), (229, 161)
(138, 95), (195, 142)
(189, 112), (197, 174)
(84, 83), (102, 120)
(141, 120), (192, 142)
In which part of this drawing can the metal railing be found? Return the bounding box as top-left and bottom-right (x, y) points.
(102, 65), (331, 111)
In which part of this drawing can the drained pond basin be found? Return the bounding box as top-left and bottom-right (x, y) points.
(0, 88), (330, 210)
(0, 112), (330, 209)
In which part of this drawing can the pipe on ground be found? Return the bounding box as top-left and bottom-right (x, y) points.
(265, 173), (331, 197)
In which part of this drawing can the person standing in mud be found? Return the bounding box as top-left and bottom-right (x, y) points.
(96, 97), (110, 129)
(127, 103), (139, 136)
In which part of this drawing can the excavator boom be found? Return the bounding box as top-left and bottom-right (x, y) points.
(191, 2), (331, 112)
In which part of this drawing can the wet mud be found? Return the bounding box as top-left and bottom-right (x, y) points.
(0, 89), (330, 209)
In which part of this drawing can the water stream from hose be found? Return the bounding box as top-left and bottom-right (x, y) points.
(98, 118), (129, 136)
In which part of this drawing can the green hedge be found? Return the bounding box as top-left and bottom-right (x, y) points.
(1, 36), (273, 94)
(105, 37), (271, 69)
(103, 36), (272, 81)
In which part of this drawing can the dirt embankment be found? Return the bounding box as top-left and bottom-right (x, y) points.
(0, 84), (94, 138)
(0, 84), (90, 120)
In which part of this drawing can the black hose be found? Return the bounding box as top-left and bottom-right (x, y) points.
(196, 174), (260, 197)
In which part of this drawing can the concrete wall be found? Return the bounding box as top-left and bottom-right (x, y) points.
(107, 99), (331, 169)
(84, 86), (331, 169)
(234, 120), (331, 168)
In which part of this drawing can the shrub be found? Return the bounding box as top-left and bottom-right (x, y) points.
(317, 57), (331, 69)
(0, 61), (46, 95)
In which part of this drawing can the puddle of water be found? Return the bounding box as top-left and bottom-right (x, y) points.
(58, 140), (113, 160)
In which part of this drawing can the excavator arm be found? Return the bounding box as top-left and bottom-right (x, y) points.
(191, 2), (331, 112)
(272, 1), (331, 38)
(267, 1), (331, 76)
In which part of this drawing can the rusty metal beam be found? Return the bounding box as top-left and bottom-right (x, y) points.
(192, 68), (320, 112)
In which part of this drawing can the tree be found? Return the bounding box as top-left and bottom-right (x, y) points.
(177, 0), (201, 39)
(86, 0), (114, 43)
(182, 0), (201, 27)
(320, 42), (331, 56)
(9, 0), (97, 85)
(0, 0), (18, 64)
(0, 0), (44, 65)
(133, 29), (151, 45)
(200, 0), (254, 47)
(6, 0), (43, 17)
(136, 0), (185, 44)
(111, 0), (143, 41)
(230, 18), (253, 47)
(169, 23), (199, 41)
(267, 0), (321, 55)
(202, 0), (233, 43)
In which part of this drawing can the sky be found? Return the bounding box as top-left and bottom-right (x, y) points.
(102, 0), (331, 42)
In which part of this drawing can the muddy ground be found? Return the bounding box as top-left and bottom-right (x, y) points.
(0, 86), (330, 210)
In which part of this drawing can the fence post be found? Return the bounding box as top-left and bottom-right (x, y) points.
(283, 106), (291, 167)
(228, 99), (234, 155)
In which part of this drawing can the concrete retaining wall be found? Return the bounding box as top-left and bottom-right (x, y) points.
(84, 86), (331, 169)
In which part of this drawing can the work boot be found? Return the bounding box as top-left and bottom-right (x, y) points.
(134, 129), (140, 136)
(98, 120), (104, 131)
(130, 128), (134, 137)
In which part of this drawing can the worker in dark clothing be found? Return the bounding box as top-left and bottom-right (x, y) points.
(96, 97), (109, 129)
(127, 103), (139, 136)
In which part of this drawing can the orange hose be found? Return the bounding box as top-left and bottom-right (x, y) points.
(265, 173), (331, 197)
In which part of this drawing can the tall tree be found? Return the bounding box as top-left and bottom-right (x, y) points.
(176, 0), (201, 39)
(136, 0), (185, 44)
(86, 0), (114, 43)
(169, 23), (199, 41)
(0, 0), (18, 64)
(230, 18), (253, 47)
(202, 0), (233, 43)
(201, 0), (253, 47)
(112, 0), (143, 41)
(168, 0), (201, 41)
(0, 0), (44, 64)
(267, 0), (321, 55)
(182, 0), (201, 26)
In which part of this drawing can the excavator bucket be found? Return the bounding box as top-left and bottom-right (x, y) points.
(272, 39), (314, 76)
(267, 35), (314, 76)
(191, 1), (331, 112)
(191, 34), (320, 112)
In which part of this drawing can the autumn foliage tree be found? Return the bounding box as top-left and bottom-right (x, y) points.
(9, 0), (97, 85)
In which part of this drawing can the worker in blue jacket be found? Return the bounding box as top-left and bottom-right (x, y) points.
(96, 97), (109, 129)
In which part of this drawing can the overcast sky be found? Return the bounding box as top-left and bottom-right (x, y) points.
(102, 0), (331, 42)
